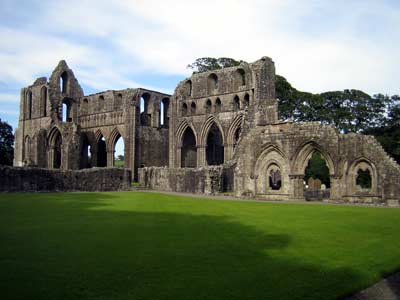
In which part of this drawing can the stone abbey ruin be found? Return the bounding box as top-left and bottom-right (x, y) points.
(10, 57), (400, 205)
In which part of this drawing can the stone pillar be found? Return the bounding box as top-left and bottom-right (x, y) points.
(329, 175), (341, 201)
(289, 174), (305, 201)
(48, 147), (55, 169)
(197, 145), (206, 167)
(107, 150), (113, 168)
(225, 143), (233, 161)
(176, 146), (181, 168)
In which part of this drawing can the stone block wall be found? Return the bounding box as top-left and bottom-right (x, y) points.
(139, 166), (225, 194)
(0, 166), (131, 192)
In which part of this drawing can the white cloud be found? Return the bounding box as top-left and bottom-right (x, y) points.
(0, 0), (399, 97)
(0, 93), (20, 103)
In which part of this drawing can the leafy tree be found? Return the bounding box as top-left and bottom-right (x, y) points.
(304, 152), (331, 188)
(187, 57), (243, 74)
(0, 118), (14, 165)
(117, 155), (124, 161)
(363, 96), (400, 164)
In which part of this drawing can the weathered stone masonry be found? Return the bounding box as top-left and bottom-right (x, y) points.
(14, 60), (170, 181)
(13, 57), (400, 205)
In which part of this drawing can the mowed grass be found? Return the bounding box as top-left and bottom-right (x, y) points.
(1, 192), (400, 300)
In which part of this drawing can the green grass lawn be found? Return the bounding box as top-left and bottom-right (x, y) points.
(1, 192), (400, 300)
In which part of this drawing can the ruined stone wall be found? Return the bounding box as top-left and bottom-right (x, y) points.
(168, 57), (277, 169)
(139, 167), (224, 194)
(13, 61), (170, 182)
(234, 122), (400, 206)
(136, 127), (169, 168)
(0, 166), (131, 192)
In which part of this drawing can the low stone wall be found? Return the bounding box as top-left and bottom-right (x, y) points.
(139, 166), (229, 194)
(0, 166), (131, 192)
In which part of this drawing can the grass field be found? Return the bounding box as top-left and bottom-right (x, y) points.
(1, 192), (400, 300)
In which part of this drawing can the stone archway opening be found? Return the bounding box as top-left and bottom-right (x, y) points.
(304, 151), (331, 200)
(356, 168), (372, 191)
(269, 167), (282, 190)
(80, 134), (92, 169)
(181, 127), (197, 168)
(206, 123), (224, 166)
(97, 135), (107, 167)
(113, 134), (125, 168)
(53, 131), (62, 169)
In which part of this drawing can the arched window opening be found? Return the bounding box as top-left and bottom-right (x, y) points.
(62, 103), (68, 122)
(140, 93), (151, 126)
(205, 99), (212, 114)
(80, 134), (92, 169)
(26, 91), (33, 120)
(233, 127), (241, 150)
(207, 73), (218, 93)
(114, 135), (125, 168)
(304, 151), (331, 200)
(181, 127), (197, 168)
(234, 68), (246, 88)
(60, 71), (68, 94)
(269, 168), (282, 190)
(206, 123), (224, 166)
(96, 136), (107, 167)
(182, 103), (188, 117)
(186, 80), (192, 96)
(53, 132), (62, 169)
(24, 136), (31, 163)
(98, 95), (105, 111)
(41, 87), (47, 117)
(115, 93), (123, 109)
(160, 98), (169, 128)
(233, 95), (240, 110)
(190, 102), (196, 115)
(356, 169), (372, 190)
(81, 98), (88, 115)
(215, 98), (222, 113)
(244, 93), (250, 107)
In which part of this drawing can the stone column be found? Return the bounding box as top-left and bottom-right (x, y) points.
(176, 146), (181, 168)
(48, 147), (55, 169)
(197, 145), (206, 167)
(329, 175), (341, 201)
(225, 143), (233, 161)
(289, 174), (305, 201)
(107, 150), (114, 168)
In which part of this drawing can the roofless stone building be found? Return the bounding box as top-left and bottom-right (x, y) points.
(12, 57), (400, 205)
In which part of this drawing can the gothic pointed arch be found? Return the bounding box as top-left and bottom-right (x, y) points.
(346, 156), (378, 195)
(199, 116), (225, 147)
(47, 126), (62, 169)
(203, 121), (225, 166)
(176, 119), (198, 148)
(253, 144), (288, 195)
(227, 114), (243, 149)
(181, 126), (197, 168)
(292, 141), (335, 176)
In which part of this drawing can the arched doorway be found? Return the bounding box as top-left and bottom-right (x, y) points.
(48, 128), (62, 169)
(206, 123), (224, 165)
(303, 151), (331, 201)
(181, 127), (197, 168)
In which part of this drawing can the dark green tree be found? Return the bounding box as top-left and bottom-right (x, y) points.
(304, 152), (331, 188)
(0, 118), (14, 165)
(187, 57), (243, 74)
(363, 96), (400, 164)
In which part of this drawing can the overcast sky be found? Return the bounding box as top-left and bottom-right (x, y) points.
(0, 0), (399, 131)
